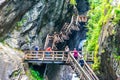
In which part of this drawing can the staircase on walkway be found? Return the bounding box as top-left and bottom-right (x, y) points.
(24, 6), (96, 79)
(24, 51), (99, 80)
(43, 14), (87, 50)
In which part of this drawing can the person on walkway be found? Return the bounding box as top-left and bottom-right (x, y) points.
(34, 45), (39, 58)
(79, 55), (84, 67)
(65, 45), (70, 59)
(65, 45), (69, 52)
(46, 47), (52, 58)
(35, 46), (39, 51)
(73, 48), (78, 60)
(65, 46), (70, 63)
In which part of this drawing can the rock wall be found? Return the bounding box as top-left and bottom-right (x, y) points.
(0, 0), (39, 38)
(99, 21), (120, 80)
(0, 0), (90, 80)
(0, 43), (27, 80)
(0, 0), (73, 80)
(46, 64), (72, 80)
(2, 0), (71, 50)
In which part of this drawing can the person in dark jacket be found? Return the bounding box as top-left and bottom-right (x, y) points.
(79, 59), (84, 67)
(34, 46), (39, 58)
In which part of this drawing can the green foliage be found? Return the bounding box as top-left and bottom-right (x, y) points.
(10, 69), (21, 77)
(113, 7), (120, 23)
(70, 0), (77, 5)
(27, 67), (44, 80)
(16, 17), (27, 30)
(113, 54), (120, 61)
(86, 0), (117, 71)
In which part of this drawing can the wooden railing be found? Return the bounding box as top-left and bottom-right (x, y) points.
(24, 51), (94, 62)
(24, 51), (99, 80)
(83, 51), (94, 62)
(69, 52), (92, 80)
(24, 51), (68, 61)
(78, 53), (99, 80)
(69, 52), (99, 80)
(78, 16), (87, 22)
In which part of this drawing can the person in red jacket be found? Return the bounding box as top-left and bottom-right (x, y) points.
(46, 47), (52, 51)
(73, 48), (78, 60)
(45, 47), (52, 57)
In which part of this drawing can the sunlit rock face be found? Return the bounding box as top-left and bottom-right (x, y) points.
(3, 0), (71, 50)
(0, 43), (27, 80)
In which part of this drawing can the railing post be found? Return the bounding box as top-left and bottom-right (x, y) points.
(92, 51), (94, 61)
(86, 52), (88, 61)
(62, 52), (64, 61)
(30, 51), (32, 59)
(56, 52), (58, 60)
(52, 51), (54, 60)
(43, 51), (45, 60)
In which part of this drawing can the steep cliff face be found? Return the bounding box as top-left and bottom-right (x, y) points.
(98, 21), (120, 80)
(0, 43), (27, 80)
(97, 1), (120, 80)
(0, 0), (73, 80)
(2, 0), (71, 50)
(0, 0), (91, 80)
(0, 0), (39, 38)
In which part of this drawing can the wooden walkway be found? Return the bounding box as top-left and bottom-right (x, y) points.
(44, 14), (87, 50)
(24, 51), (99, 80)
(24, 7), (96, 79)
(25, 51), (68, 64)
(24, 51), (94, 63)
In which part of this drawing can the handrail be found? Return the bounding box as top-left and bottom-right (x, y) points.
(24, 51), (99, 80)
(24, 51), (69, 61)
(78, 53), (99, 80)
(84, 61), (99, 80)
(24, 51), (94, 61)
(69, 52), (92, 80)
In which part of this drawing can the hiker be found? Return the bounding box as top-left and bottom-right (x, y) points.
(65, 45), (69, 52)
(79, 59), (84, 67)
(34, 46), (39, 58)
(65, 45), (70, 57)
(79, 55), (84, 67)
(73, 48), (78, 60)
(65, 45), (70, 62)
(35, 46), (39, 51)
(45, 47), (52, 57)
